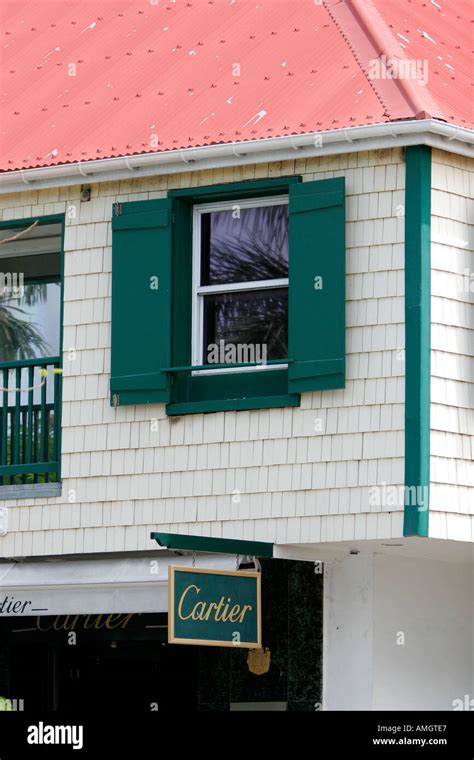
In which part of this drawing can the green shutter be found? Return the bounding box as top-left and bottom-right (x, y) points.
(110, 198), (172, 405)
(288, 177), (345, 393)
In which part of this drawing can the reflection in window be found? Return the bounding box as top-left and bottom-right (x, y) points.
(203, 288), (288, 362)
(195, 200), (289, 370)
(0, 282), (60, 362)
(201, 204), (289, 285)
(0, 226), (61, 362)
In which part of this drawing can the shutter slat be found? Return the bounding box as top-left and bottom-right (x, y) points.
(289, 358), (344, 381)
(111, 198), (172, 405)
(290, 189), (344, 214)
(113, 209), (170, 231)
(111, 372), (168, 392)
(288, 178), (345, 393)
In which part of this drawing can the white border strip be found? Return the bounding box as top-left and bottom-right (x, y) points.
(0, 120), (472, 195)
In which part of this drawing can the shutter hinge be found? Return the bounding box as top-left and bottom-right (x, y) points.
(112, 393), (120, 408)
(114, 203), (122, 217)
(172, 212), (176, 223)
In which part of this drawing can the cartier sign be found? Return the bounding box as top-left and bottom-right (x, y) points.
(168, 566), (261, 648)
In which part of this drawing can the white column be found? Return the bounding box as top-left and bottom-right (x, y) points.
(323, 552), (474, 710)
(323, 553), (375, 710)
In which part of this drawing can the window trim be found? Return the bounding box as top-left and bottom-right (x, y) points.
(0, 214), (64, 491)
(191, 194), (289, 376)
(166, 176), (301, 415)
(111, 174), (346, 414)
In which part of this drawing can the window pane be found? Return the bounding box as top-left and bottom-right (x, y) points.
(0, 252), (60, 279)
(0, 231), (62, 363)
(0, 281), (61, 362)
(200, 204), (288, 286)
(202, 288), (288, 365)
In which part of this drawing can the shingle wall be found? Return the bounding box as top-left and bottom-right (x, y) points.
(430, 150), (474, 542)
(0, 149), (407, 557)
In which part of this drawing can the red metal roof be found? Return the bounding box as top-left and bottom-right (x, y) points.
(1, 0), (472, 172)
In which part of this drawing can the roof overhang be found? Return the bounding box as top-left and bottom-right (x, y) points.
(0, 119), (472, 195)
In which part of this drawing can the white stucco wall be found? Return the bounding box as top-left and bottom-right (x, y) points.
(324, 552), (474, 710)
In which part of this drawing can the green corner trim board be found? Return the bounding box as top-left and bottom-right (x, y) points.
(151, 532), (274, 558)
(403, 145), (431, 537)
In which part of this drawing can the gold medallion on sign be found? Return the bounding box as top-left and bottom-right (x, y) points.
(247, 647), (271, 675)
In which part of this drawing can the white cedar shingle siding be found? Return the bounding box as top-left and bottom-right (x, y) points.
(429, 150), (474, 542)
(1, 149), (409, 555)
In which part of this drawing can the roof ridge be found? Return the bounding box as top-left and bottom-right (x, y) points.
(326, 0), (444, 121)
(323, 0), (391, 119)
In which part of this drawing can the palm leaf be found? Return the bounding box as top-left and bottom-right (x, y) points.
(0, 283), (50, 361)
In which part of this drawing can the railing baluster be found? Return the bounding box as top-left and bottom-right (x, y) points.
(9, 409), (13, 484)
(53, 363), (61, 482)
(21, 408), (27, 485)
(40, 364), (48, 481)
(0, 369), (6, 485)
(13, 367), (21, 475)
(27, 365), (34, 471)
(1, 369), (7, 471)
(8, 375), (14, 475)
(45, 409), (51, 484)
(33, 409), (39, 484)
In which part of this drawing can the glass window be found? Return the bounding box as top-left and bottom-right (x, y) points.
(0, 224), (61, 362)
(200, 204), (288, 285)
(193, 198), (289, 371)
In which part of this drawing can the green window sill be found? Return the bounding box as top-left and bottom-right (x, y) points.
(166, 393), (300, 416)
(168, 363), (299, 416)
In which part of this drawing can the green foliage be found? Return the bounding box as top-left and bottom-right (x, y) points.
(0, 283), (48, 362)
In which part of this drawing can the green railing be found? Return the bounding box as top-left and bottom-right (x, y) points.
(0, 356), (62, 485)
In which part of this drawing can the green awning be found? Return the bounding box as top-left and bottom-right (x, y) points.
(150, 532), (273, 558)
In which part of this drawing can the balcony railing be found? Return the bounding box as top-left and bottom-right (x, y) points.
(0, 356), (62, 485)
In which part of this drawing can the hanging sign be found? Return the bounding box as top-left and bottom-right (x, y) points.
(168, 566), (261, 648)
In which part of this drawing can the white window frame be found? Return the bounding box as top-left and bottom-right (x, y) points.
(192, 195), (289, 376)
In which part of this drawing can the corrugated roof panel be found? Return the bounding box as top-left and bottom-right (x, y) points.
(0, 0), (472, 173)
(371, 0), (472, 127)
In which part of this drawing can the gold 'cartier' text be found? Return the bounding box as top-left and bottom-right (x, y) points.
(177, 584), (252, 624)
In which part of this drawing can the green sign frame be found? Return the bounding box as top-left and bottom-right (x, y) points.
(168, 566), (261, 648)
